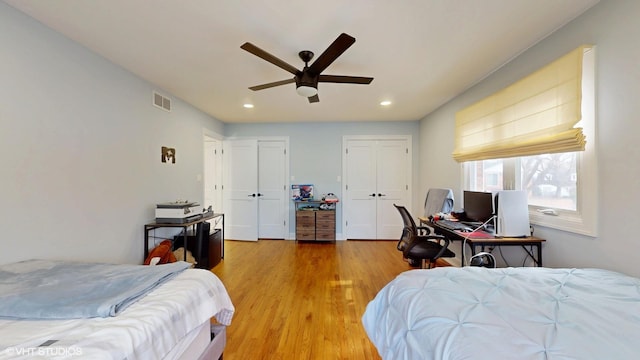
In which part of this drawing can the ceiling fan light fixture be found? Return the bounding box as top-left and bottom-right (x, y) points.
(296, 85), (317, 97)
(241, 33), (372, 103)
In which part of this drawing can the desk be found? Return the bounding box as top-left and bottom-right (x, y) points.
(420, 217), (545, 267)
(144, 213), (224, 266)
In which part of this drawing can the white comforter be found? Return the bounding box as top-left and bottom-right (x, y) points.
(0, 268), (234, 359)
(362, 267), (640, 360)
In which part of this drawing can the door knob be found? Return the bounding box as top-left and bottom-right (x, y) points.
(248, 193), (256, 197)
(369, 193), (376, 197)
(257, 193), (264, 197)
(378, 193), (386, 197)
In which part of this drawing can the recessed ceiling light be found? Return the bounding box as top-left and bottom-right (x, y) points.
(243, 103), (254, 109)
(380, 100), (392, 106)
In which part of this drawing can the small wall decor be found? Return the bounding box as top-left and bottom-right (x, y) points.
(161, 146), (176, 163)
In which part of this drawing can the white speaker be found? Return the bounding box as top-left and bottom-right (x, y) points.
(494, 190), (530, 237)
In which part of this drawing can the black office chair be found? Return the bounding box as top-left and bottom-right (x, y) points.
(394, 204), (455, 269)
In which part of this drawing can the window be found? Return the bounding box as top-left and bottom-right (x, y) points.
(465, 149), (594, 235)
(469, 153), (577, 210)
(523, 153), (577, 211)
(463, 47), (596, 236)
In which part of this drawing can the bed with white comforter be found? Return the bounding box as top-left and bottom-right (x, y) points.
(0, 260), (234, 360)
(362, 267), (640, 360)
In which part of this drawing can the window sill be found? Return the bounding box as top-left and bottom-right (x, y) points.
(529, 208), (597, 237)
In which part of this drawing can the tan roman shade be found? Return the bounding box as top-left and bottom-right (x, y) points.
(452, 45), (591, 162)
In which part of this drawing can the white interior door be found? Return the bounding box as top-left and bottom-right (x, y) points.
(376, 140), (408, 239)
(258, 141), (287, 239)
(343, 137), (410, 240)
(344, 140), (377, 239)
(223, 139), (258, 241)
(203, 136), (222, 213)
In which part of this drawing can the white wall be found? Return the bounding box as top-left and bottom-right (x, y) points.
(225, 121), (421, 237)
(419, 0), (640, 277)
(0, 3), (224, 265)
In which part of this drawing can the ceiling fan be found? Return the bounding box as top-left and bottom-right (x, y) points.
(240, 33), (373, 103)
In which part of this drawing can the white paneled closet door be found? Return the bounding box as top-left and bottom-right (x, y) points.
(258, 141), (287, 239)
(375, 140), (409, 239)
(223, 138), (288, 241)
(203, 136), (222, 213)
(344, 140), (378, 239)
(223, 139), (259, 241)
(343, 136), (410, 240)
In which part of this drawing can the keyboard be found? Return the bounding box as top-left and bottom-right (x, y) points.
(435, 219), (472, 232)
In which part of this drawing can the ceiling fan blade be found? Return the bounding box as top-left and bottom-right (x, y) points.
(241, 42), (299, 75)
(318, 75), (373, 84)
(249, 78), (295, 91)
(308, 94), (319, 103)
(308, 33), (355, 75)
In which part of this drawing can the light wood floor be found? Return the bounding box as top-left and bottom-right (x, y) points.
(211, 239), (448, 359)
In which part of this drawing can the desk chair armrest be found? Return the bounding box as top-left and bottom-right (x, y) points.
(430, 234), (448, 246)
(398, 227), (433, 251)
(406, 234), (448, 248)
(431, 236), (451, 260)
(407, 234), (451, 260)
(416, 226), (432, 236)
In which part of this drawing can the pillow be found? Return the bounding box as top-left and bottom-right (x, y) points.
(144, 240), (177, 265)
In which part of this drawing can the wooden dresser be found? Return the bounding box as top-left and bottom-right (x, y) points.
(314, 211), (335, 240)
(294, 201), (336, 241)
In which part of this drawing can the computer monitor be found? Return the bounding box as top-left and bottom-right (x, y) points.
(463, 191), (494, 224)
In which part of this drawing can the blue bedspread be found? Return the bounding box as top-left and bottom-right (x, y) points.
(0, 259), (191, 319)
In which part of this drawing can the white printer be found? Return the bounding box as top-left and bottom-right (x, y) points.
(155, 201), (202, 223)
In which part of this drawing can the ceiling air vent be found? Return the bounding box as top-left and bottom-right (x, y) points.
(153, 91), (171, 112)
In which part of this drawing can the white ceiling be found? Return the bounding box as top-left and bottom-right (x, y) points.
(5, 0), (599, 124)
